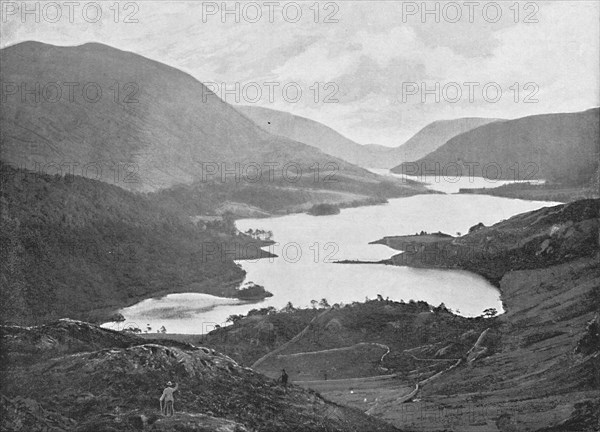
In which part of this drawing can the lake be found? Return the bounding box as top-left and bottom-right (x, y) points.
(102, 181), (559, 334)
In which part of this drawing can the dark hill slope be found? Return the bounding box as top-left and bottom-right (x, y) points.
(0, 162), (269, 325)
(392, 108), (600, 185)
(0, 320), (400, 432)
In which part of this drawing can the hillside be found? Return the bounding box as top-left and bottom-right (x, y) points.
(237, 105), (499, 169)
(393, 117), (502, 163)
(0, 41), (423, 211)
(392, 108), (600, 186)
(458, 181), (600, 203)
(0, 320), (400, 432)
(196, 299), (495, 425)
(374, 199), (599, 284)
(0, 162), (272, 325)
(236, 105), (394, 168)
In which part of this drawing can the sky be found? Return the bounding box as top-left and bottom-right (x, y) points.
(1, 1), (599, 146)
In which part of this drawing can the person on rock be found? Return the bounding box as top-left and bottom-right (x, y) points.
(159, 381), (179, 416)
(280, 369), (289, 387)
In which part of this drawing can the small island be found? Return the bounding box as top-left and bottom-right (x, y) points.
(235, 282), (274, 301)
(307, 203), (341, 216)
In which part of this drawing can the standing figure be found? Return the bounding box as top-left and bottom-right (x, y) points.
(280, 369), (289, 387)
(159, 381), (179, 416)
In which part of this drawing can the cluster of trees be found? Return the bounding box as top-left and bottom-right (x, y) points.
(310, 298), (331, 308)
(235, 283), (273, 300)
(244, 229), (273, 241)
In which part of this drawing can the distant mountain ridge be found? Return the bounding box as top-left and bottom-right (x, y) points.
(236, 105), (394, 167)
(393, 108), (600, 186)
(393, 117), (502, 162)
(237, 105), (500, 169)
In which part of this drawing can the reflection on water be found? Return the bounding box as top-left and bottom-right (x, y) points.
(104, 189), (559, 334)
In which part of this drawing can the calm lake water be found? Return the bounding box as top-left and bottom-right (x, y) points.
(368, 170), (545, 194)
(103, 180), (559, 334)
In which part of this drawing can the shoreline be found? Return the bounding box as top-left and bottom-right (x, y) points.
(85, 240), (277, 324)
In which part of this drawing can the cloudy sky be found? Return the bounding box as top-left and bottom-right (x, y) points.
(2, 1), (598, 145)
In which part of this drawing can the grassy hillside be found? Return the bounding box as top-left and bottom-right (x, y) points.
(393, 108), (600, 186)
(0, 162), (271, 325)
(200, 300), (492, 380)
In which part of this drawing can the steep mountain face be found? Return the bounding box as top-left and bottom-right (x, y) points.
(0, 320), (400, 432)
(236, 105), (499, 169)
(0, 41), (399, 198)
(392, 108), (600, 185)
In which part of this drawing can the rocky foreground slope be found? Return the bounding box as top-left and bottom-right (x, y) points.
(0, 320), (400, 432)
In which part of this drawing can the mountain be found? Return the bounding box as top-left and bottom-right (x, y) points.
(236, 105), (499, 169)
(0, 319), (400, 432)
(0, 41), (420, 210)
(392, 108), (600, 186)
(393, 117), (502, 162)
(236, 105), (394, 168)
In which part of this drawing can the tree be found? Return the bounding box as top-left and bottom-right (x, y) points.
(283, 301), (295, 312)
(319, 298), (330, 308)
(482, 308), (498, 318)
(226, 314), (244, 324)
(160, 325), (167, 333)
(434, 303), (450, 313)
(310, 299), (318, 309)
